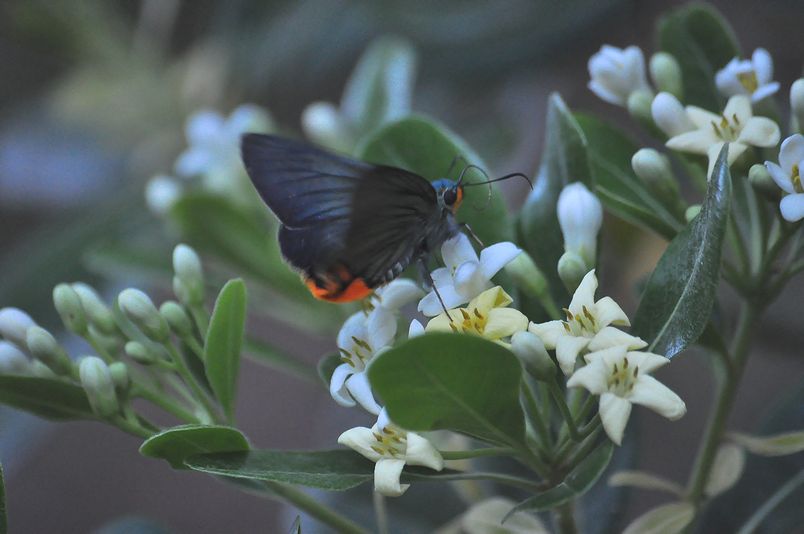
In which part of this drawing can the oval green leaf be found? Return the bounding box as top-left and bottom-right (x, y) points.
(358, 116), (513, 246)
(658, 3), (740, 110)
(205, 279), (247, 420)
(632, 145), (732, 358)
(519, 93), (589, 308)
(185, 449), (374, 491)
(368, 333), (525, 448)
(139, 424), (249, 469)
(0, 375), (94, 421)
(506, 441), (613, 517)
(623, 502), (695, 534)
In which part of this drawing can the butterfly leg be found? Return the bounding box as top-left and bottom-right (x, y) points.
(460, 222), (485, 248)
(417, 257), (451, 316)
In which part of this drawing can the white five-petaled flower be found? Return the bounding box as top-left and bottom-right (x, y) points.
(557, 183), (603, 268)
(330, 279), (422, 414)
(666, 95), (781, 175)
(529, 270), (645, 376)
(567, 345), (687, 445)
(587, 45), (652, 107)
(338, 422), (444, 497)
(765, 134), (804, 222)
(716, 48), (780, 103)
(175, 104), (273, 199)
(418, 234), (521, 317)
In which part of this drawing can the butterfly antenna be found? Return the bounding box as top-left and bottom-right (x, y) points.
(445, 154), (469, 178)
(456, 164), (488, 188)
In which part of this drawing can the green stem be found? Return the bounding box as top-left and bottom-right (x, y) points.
(548, 380), (580, 442)
(554, 501), (578, 534)
(522, 383), (553, 454)
(373, 491), (389, 534)
(736, 470), (804, 534)
(440, 447), (515, 460)
(425, 471), (543, 492)
(165, 343), (220, 423)
(685, 302), (757, 515)
(260, 481), (369, 534)
(111, 415), (154, 439)
(190, 305), (209, 338)
(133, 385), (200, 423)
(727, 213), (750, 275)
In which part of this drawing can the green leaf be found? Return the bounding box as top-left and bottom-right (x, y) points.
(622, 502), (695, 534)
(358, 116), (513, 246)
(288, 516), (301, 534)
(574, 113), (684, 239)
(519, 93), (589, 306)
(728, 431), (804, 457)
(507, 441), (613, 516)
(205, 279), (247, 420)
(139, 425), (249, 469)
(342, 36), (416, 135)
(0, 462), (6, 534)
(0, 375), (94, 421)
(632, 144), (732, 358)
(368, 333), (525, 447)
(185, 449), (374, 491)
(658, 3), (740, 110)
(316, 353), (341, 389)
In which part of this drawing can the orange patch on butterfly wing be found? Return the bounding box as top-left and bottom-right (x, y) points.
(303, 264), (373, 303)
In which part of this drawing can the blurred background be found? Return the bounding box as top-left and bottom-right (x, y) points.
(0, 0), (801, 532)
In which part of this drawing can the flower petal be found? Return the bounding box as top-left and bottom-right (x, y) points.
(568, 269), (598, 313)
(599, 393), (632, 445)
(374, 458), (408, 497)
(479, 242), (522, 280)
(566, 358), (609, 394)
(752, 48), (773, 84)
(629, 375), (687, 420)
(779, 134), (804, 174)
(337, 312), (367, 350)
(594, 296), (630, 327)
(723, 95), (752, 123)
(666, 130), (718, 155)
(765, 162), (794, 193)
(346, 372), (381, 415)
(585, 344), (628, 366)
(376, 408), (391, 431)
(484, 308), (529, 340)
(185, 110), (224, 144)
(404, 432), (444, 471)
(418, 285), (467, 317)
(454, 261), (489, 300)
(174, 147), (213, 177)
(685, 106), (721, 129)
(625, 351), (670, 373)
(528, 321), (565, 349)
(367, 307), (397, 350)
(652, 93), (695, 137)
(588, 326), (647, 352)
(751, 83), (780, 103)
(329, 364), (356, 407)
(556, 335), (591, 376)
(408, 319), (424, 338)
(430, 267), (453, 289)
(442, 234), (478, 270)
(469, 286), (513, 314)
(780, 194), (804, 222)
(375, 279), (423, 310)
(338, 426), (382, 461)
(589, 80), (626, 106)
(738, 117), (780, 147)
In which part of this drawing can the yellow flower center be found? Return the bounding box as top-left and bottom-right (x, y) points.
(710, 114), (742, 142)
(607, 357), (639, 397)
(792, 164), (803, 194)
(449, 307), (487, 335)
(339, 336), (373, 369)
(370, 426), (407, 458)
(562, 305), (598, 337)
(737, 70), (759, 94)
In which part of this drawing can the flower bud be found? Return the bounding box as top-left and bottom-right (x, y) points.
(88, 324), (124, 355)
(26, 326), (72, 375)
(53, 284), (88, 335)
(0, 307), (36, 350)
(301, 101), (353, 153)
(651, 92), (694, 138)
(108, 362), (130, 393)
(748, 163), (779, 199)
(504, 252), (548, 299)
(631, 148), (682, 207)
(557, 251), (588, 294)
(557, 183), (602, 268)
(118, 289), (169, 341)
(159, 301), (193, 336)
(790, 79), (804, 134)
(30, 360), (56, 378)
(79, 356), (119, 417)
(173, 245), (205, 307)
(649, 52), (683, 99)
(627, 89), (655, 129)
(685, 204), (702, 222)
(511, 331), (555, 380)
(145, 175), (182, 215)
(71, 283), (118, 335)
(125, 341), (158, 365)
(0, 340), (31, 375)
(587, 45), (650, 107)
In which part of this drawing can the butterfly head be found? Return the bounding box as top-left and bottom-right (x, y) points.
(432, 178), (464, 214)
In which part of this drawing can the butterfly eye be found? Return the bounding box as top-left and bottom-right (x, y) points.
(443, 188), (458, 206)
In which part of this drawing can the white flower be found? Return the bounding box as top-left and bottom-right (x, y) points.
(0, 341), (32, 375)
(651, 92), (695, 138)
(338, 423), (443, 497)
(301, 101), (353, 153)
(145, 175), (182, 215)
(716, 48), (780, 103)
(529, 270), (646, 376)
(330, 280), (421, 415)
(0, 307), (36, 351)
(557, 183), (603, 268)
(567, 345), (686, 445)
(791, 79), (804, 132)
(588, 45), (652, 106)
(418, 234), (521, 317)
(764, 134), (804, 222)
(666, 95), (781, 175)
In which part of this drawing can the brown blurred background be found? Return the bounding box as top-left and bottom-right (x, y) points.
(0, 0), (802, 532)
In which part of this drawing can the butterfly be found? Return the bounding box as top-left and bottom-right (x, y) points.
(241, 134), (527, 307)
